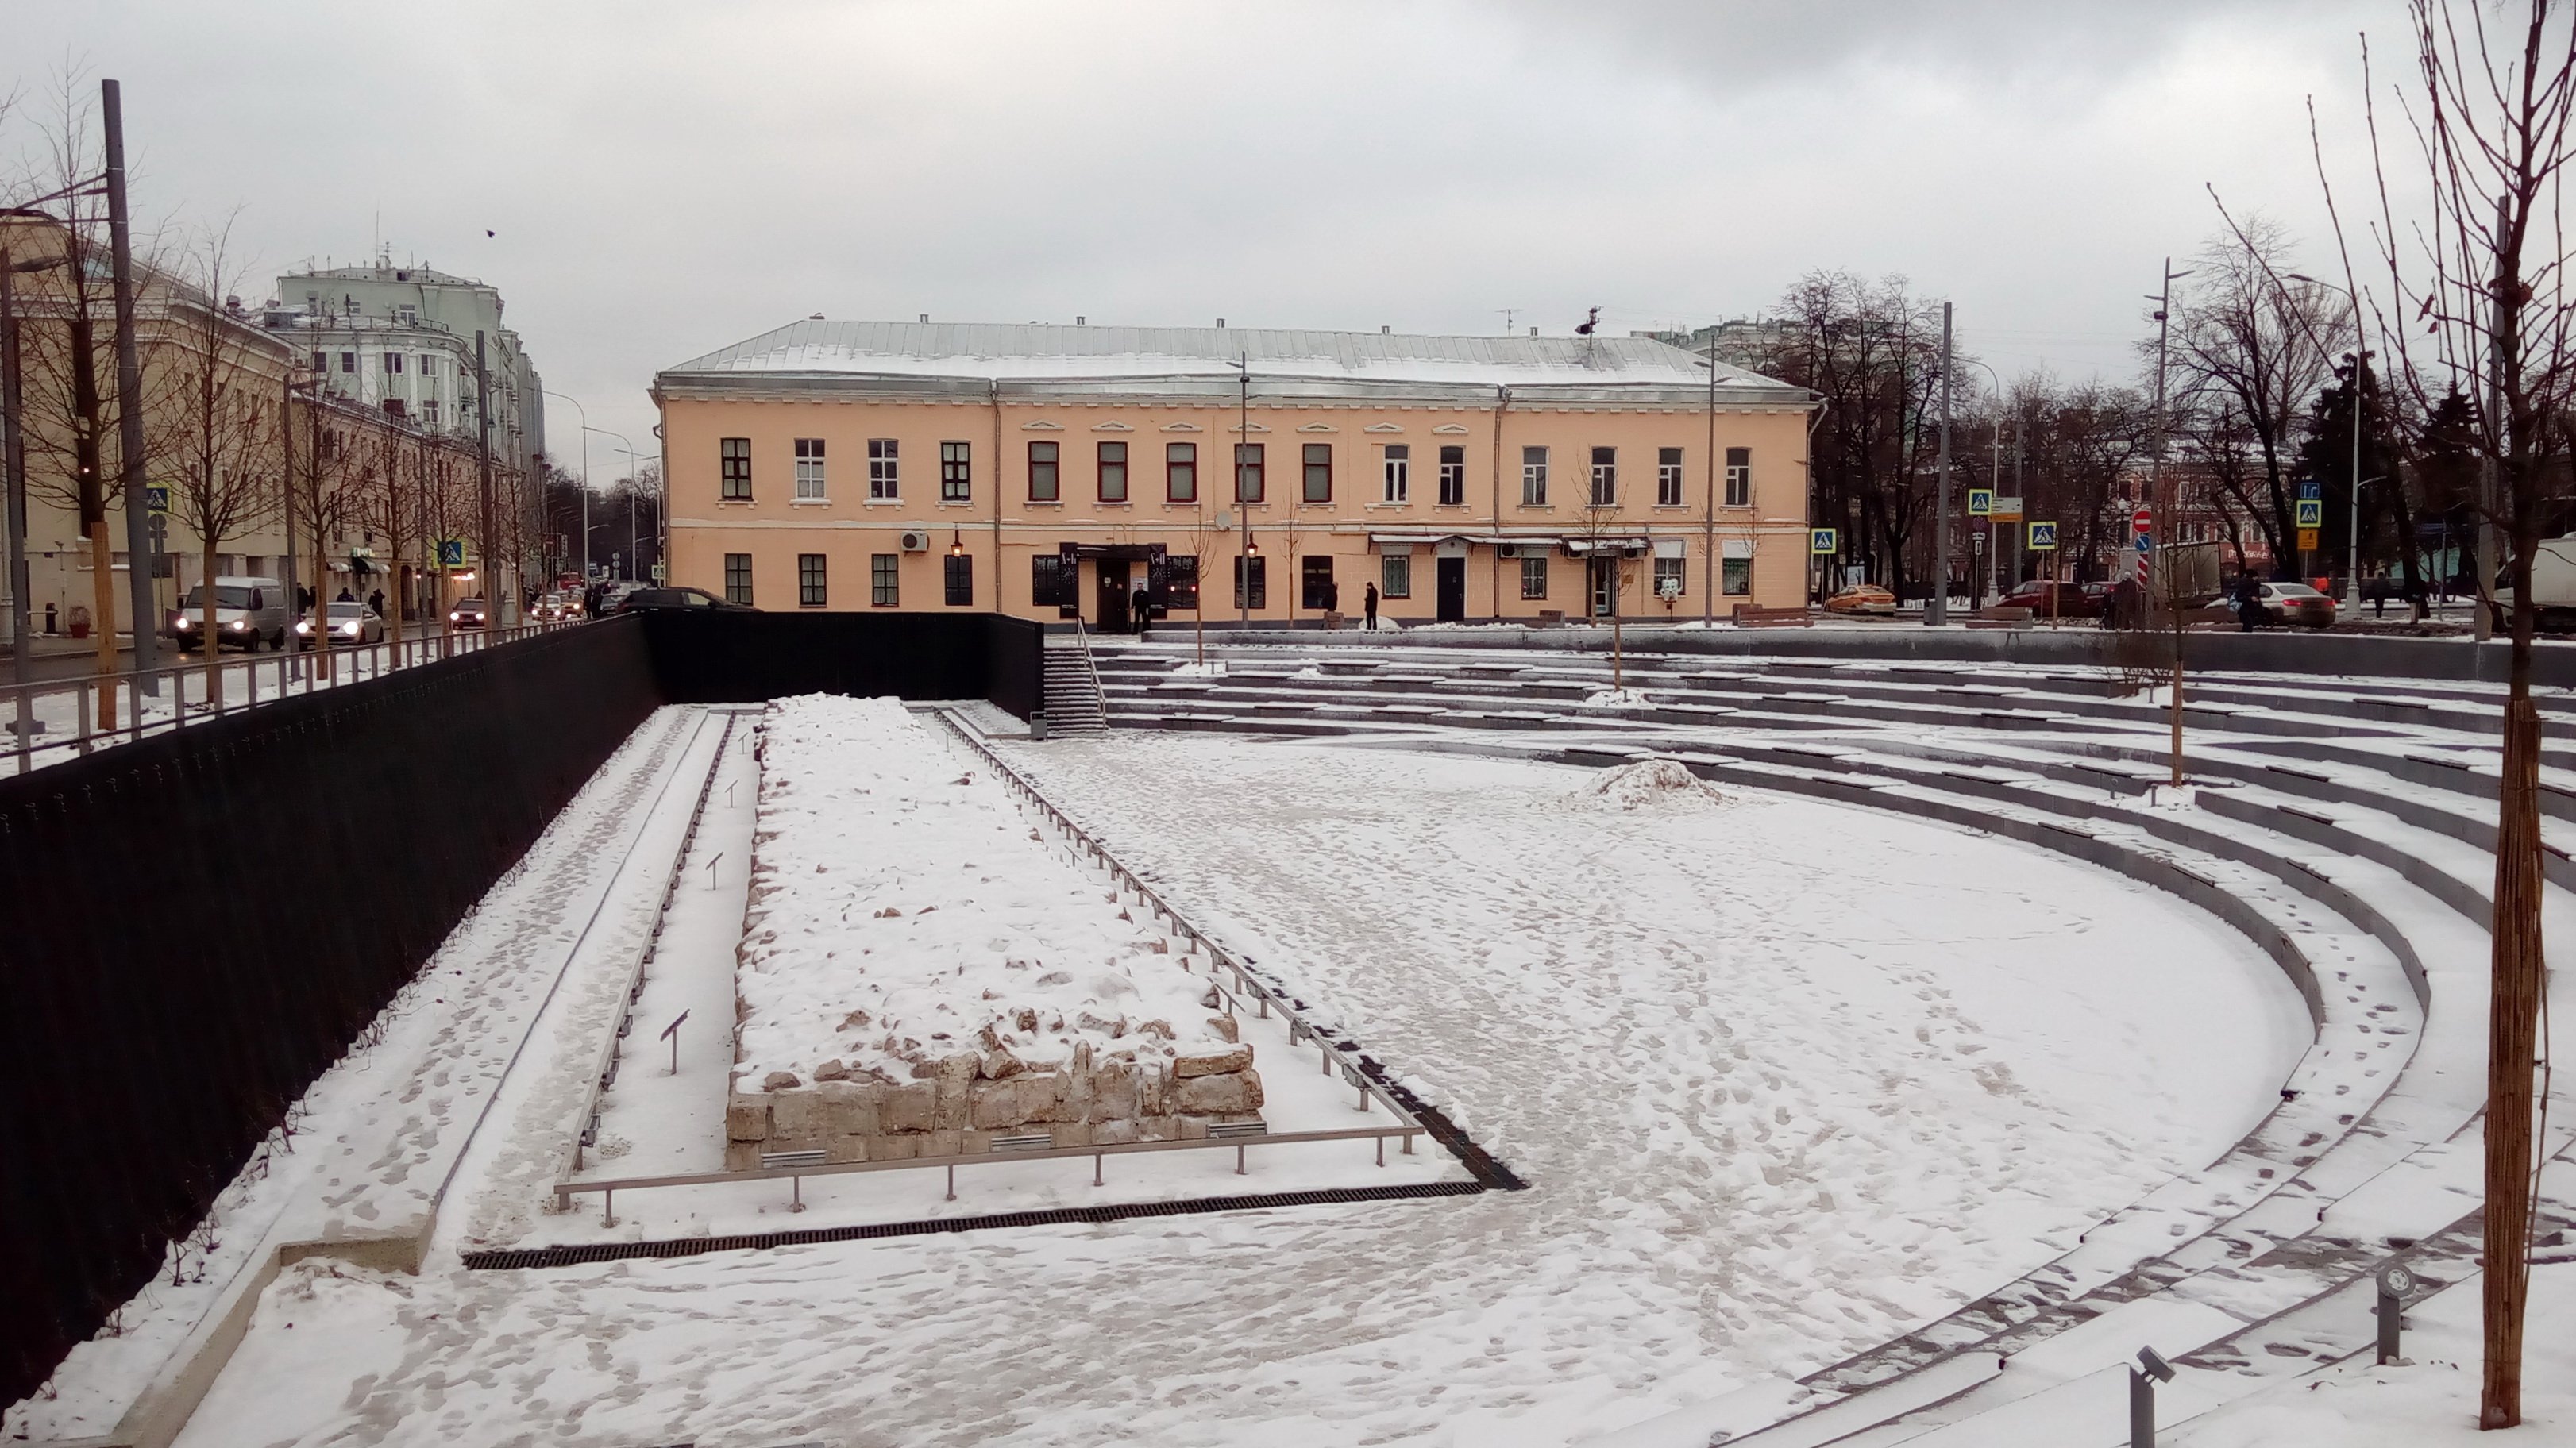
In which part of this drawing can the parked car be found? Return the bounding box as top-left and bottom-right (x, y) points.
(610, 586), (754, 613)
(295, 600), (388, 648)
(1822, 583), (1898, 617)
(449, 596), (490, 630)
(1996, 580), (2100, 618)
(170, 576), (289, 652)
(2257, 580), (2339, 629)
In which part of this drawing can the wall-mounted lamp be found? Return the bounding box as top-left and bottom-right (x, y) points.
(949, 530), (966, 557)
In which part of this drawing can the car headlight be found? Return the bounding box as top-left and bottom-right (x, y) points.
(449, 611), (461, 622)
(294, 621), (310, 634)
(229, 620), (247, 630)
(175, 617), (193, 630)
(339, 623), (361, 636)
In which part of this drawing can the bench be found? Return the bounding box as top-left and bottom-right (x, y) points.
(1732, 605), (1813, 629)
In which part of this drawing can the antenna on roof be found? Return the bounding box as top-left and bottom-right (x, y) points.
(1498, 308), (1521, 334)
(1575, 306), (1602, 364)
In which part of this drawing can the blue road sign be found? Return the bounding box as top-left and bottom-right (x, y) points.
(144, 484), (170, 516)
(2298, 479), (2322, 501)
(1810, 527), (1838, 555)
(2026, 522), (2059, 551)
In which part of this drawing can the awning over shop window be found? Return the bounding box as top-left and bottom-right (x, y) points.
(1653, 539), (1687, 559)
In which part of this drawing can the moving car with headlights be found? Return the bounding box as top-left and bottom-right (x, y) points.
(170, 576), (288, 651)
(295, 600), (388, 648)
(1822, 583), (1899, 617)
(449, 596), (489, 630)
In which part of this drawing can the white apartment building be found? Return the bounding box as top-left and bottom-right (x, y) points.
(264, 255), (546, 479)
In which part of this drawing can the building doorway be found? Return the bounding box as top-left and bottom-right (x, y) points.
(1096, 560), (1130, 632)
(1436, 556), (1467, 622)
(1587, 556), (1620, 618)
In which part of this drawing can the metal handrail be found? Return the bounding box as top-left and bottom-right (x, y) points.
(1073, 616), (1108, 722)
(0, 615), (592, 772)
(936, 709), (1430, 1134)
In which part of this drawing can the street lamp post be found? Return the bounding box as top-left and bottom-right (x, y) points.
(599, 435), (646, 580)
(541, 390), (594, 582)
(1960, 356), (2005, 607)
(2289, 273), (2368, 616)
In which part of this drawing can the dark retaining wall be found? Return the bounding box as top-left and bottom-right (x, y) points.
(0, 622), (661, 1408)
(0, 610), (1047, 1408)
(644, 611), (1044, 718)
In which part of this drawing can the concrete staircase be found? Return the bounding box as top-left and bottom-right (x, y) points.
(1070, 633), (2576, 1447)
(1040, 630), (1107, 737)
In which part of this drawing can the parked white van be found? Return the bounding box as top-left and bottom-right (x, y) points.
(171, 576), (290, 652)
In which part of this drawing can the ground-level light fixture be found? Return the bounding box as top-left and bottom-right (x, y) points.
(2129, 1345), (2175, 1446)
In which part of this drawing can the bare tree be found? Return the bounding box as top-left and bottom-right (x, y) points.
(160, 223), (279, 704)
(2329, 2), (2576, 1425)
(2165, 217), (2348, 578)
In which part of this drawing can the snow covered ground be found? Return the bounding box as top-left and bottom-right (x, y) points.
(134, 727), (2308, 1448)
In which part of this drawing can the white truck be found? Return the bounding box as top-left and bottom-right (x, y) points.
(2491, 535), (2576, 632)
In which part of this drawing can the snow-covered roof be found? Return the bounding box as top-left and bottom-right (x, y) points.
(656, 320), (1811, 407)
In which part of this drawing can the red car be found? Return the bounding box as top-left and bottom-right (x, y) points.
(1998, 580), (2100, 618)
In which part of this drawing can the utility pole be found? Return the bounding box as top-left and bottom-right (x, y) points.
(2, 251), (33, 689)
(281, 372), (299, 680)
(1703, 337), (1718, 626)
(102, 79), (159, 692)
(2150, 258), (2188, 786)
(1236, 353), (1251, 629)
(475, 330), (496, 620)
(1927, 302), (1952, 626)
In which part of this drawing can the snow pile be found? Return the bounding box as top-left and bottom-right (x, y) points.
(1586, 686), (1654, 707)
(1571, 757), (1728, 812)
(735, 696), (1228, 1094)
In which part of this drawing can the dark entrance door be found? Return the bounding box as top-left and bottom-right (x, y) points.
(1096, 561), (1130, 632)
(1436, 556), (1467, 622)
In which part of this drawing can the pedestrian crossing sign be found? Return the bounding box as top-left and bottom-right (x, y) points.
(436, 538), (470, 568)
(144, 484), (169, 516)
(1968, 488), (1993, 518)
(2026, 522), (2059, 551)
(1810, 528), (1838, 555)
(2296, 499), (2323, 529)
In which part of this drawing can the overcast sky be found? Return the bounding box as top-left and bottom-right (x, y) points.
(9, 0), (2382, 482)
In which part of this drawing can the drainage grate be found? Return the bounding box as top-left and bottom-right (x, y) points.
(463, 1180), (1489, 1270)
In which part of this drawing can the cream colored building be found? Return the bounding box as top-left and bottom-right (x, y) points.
(656, 322), (1814, 627)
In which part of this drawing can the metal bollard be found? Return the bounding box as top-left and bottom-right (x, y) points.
(2130, 1347), (2173, 1447)
(2377, 1263), (2417, 1365)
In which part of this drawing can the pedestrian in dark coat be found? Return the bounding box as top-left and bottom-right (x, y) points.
(1130, 584), (1151, 636)
(2233, 575), (2265, 632)
(1363, 582), (1380, 630)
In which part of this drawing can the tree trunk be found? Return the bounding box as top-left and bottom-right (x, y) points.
(87, 520), (117, 728)
(201, 547), (221, 710)
(2482, 578), (2545, 1430)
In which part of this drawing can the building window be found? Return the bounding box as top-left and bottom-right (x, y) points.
(1165, 555), (1200, 609)
(1654, 556), (1686, 597)
(1657, 447), (1684, 506)
(724, 553), (754, 604)
(1520, 554), (1549, 599)
(310, 350), (326, 373)
(795, 438), (827, 500)
(720, 437), (752, 500)
(1725, 447), (1751, 508)
(940, 441), (971, 503)
(1382, 444), (1409, 503)
(870, 553), (899, 607)
(1521, 446), (1548, 506)
(1032, 553), (1075, 607)
(1382, 553), (1412, 599)
(1233, 554), (1267, 610)
(798, 553), (828, 607)
(1722, 553), (1753, 595)
(384, 352), (404, 375)
(1590, 447), (1616, 506)
(1166, 442), (1197, 503)
(1437, 445), (1466, 506)
(418, 356), (436, 381)
(1097, 441), (1128, 501)
(396, 304), (418, 325)
(1028, 441), (1059, 501)
(868, 438), (898, 499)
(1302, 443), (1332, 502)
(1235, 443), (1264, 503)
(422, 399), (440, 423)
(340, 352), (357, 374)
(1301, 555), (1335, 610)
(944, 552), (973, 606)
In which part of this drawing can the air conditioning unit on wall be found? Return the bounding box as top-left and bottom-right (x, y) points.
(899, 530), (931, 553)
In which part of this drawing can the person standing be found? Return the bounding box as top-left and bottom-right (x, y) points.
(368, 587), (385, 619)
(1363, 581), (1380, 631)
(2232, 574), (2265, 632)
(1130, 583), (1151, 637)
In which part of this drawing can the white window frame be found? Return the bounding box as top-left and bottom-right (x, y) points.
(1656, 448), (1683, 506)
(867, 438), (898, 499)
(796, 437), (827, 501)
(1382, 444), (1410, 504)
(1381, 553), (1412, 599)
(1521, 446), (1548, 506)
(1724, 447), (1753, 508)
(1589, 447), (1617, 507)
(1519, 553), (1548, 599)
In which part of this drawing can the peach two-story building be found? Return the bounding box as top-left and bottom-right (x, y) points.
(654, 322), (1814, 627)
